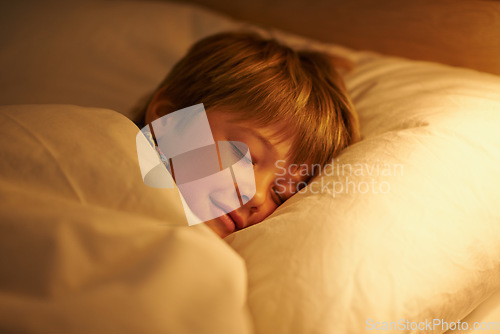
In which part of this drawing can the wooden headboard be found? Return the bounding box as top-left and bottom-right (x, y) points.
(180, 0), (500, 76)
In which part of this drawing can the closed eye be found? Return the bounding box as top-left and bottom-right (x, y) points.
(272, 187), (285, 205)
(230, 142), (254, 165)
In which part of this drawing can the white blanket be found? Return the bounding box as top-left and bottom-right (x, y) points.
(0, 105), (252, 334)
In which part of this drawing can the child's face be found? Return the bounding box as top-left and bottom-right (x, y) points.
(199, 109), (306, 238)
(146, 103), (307, 238)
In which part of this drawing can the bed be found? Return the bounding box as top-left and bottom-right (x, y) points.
(0, 0), (499, 333)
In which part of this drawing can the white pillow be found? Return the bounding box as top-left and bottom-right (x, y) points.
(0, 0), (239, 120)
(226, 55), (500, 333)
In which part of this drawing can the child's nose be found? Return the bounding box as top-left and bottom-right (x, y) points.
(242, 171), (276, 211)
(247, 185), (267, 207)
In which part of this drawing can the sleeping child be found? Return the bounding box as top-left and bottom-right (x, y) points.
(136, 31), (360, 238)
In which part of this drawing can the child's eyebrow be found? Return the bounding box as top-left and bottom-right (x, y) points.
(236, 126), (277, 153)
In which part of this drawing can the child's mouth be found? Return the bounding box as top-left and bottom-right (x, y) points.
(210, 196), (239, 232)
(209, 195), (248, 233)
(216, 212), (237, 233)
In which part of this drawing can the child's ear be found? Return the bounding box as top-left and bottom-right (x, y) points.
(145, 87), (174, 126)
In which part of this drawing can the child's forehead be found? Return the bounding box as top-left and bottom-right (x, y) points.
(208, 108), (292, 139)
(206, 106), (308, 162)
(215, 112), (291, 145)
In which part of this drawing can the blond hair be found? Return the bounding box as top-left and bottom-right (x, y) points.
(139, 31), (360, 173)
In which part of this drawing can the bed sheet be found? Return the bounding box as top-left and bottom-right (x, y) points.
(446, 289), (500, 334)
